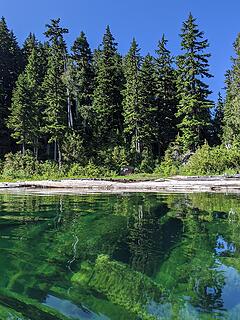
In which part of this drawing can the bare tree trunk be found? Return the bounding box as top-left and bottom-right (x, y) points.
(34, 138), (39, 160)
(54, 140), (57, 162)
(64, 52), (73, 129)
(34, 147), (39, 160)
(22, 142), (25, 155)
(67, 87), (73, 128)
(57, 142), (62, 168)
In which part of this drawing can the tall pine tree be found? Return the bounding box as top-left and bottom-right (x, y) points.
(138, 54), (158, 153)
(22, 33), (38, 66)
(92, 26), (123, 150)
(122, 38), (142, 154)
(42, 18), (68, 165)
(0, 17), (23, 152)
(67, 31), (95, 133)
(176, 13), (213, 152)
(123, 40), (157, 163)
(223, 34), (240, 146)
(8, 46), (44, 156)
(155, 35), (178, 154)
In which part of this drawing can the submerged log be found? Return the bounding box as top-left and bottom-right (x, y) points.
(0, 289), (68, 320)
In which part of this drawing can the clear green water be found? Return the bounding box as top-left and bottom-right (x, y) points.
(0, 192), (240, 319)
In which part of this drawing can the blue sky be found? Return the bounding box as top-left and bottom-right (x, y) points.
(0, 0), (239, 101)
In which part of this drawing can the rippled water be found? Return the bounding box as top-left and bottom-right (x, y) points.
(0, 192), (239, 319)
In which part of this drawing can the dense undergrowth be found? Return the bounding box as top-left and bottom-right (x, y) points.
(0, 143), (239, 181)
(156, 143), (240, 177)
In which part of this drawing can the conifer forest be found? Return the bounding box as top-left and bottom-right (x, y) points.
(2, 7), (240, 320)
(0, 13), (239, 179)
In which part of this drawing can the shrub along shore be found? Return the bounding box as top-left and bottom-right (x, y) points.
(0, 144), (239, 182)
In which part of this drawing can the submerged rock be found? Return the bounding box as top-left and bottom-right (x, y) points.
(72, 254), (163, 320)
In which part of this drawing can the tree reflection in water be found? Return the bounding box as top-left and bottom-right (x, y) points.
(0, 193), (239, 319)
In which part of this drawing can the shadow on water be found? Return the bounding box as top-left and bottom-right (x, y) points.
(0, 192), (239, 319)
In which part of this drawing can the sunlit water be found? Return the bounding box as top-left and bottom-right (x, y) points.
(0, 192), (239, 319)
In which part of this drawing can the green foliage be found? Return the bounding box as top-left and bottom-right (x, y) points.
(42, 19), (69, 164)
(155, 35), (178, 152)
(1, 151), (67, 180)
(0, 15), (239, 177)
(140, 148), (155, 173)
(67, 161), (116, 178)
(61, 131), (86, 164)
(70, 31), (94, 114)
(155, 142), (240, 177)
(213, 92), (224, 145)
(138, 54), (158, 149)
(0, 17), (23, 147)
(8, 46), (44, 154)
(111, 146), (128, 169)
(154, 141), (182, 177)
(183, 143), (240, 175)
(122, 38), (142, 152)
(123, 42), (157, 159)
(1, 151), (117, 180)
(2, 151), (39, 179)
(37, 160), (64, 178)
(92, 26), (123, 149)
(22, 33), (38, 65)
(223, 34), (240, 146)
(176, 13), (213, 152)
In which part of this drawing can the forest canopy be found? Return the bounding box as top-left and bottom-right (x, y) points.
(0, 14), (239, 178)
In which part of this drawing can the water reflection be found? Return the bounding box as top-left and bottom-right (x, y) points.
(0, 193), (239, 319)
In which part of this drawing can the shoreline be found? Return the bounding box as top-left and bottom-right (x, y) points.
(0, 176), (240, 194)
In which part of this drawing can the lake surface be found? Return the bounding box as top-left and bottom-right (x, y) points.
(0, 192), (240, 319)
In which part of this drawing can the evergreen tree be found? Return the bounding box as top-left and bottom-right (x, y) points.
(67, 31), (94, 134)
(42, 18), (68, 165)
(155, 35), (178, 154)
(71, 31), (94, 108)
(213, 92), (224, 145)
(8, 47), (44, 156)
(92, 26), (123, 149)
(0, 17), (23, 150)
(22, 33), (38, 66)
(176, 13), (213, 152)
(123, 41), (157, 163)
(122, 38), (142, 154)
(138, 54), (158, 153)
(223, 34), (240, 146)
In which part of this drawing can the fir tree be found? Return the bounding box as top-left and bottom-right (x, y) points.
(92, 26), (123, 149)
(43, 18), (68, 166)
(71, 31), (94, 108)
(123, 41), (157, 162)
(22, 33), (38, 66)
(155, 35), (178, 154)
(122, 38), (142, 154)
(8, 47), (43, 156)
(138, 54), (158, 155)
(176, 13), (213, 152)
(223, 34), (240, 146)
(0, 17), (23, 149)
(67, 31), (95, 133)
